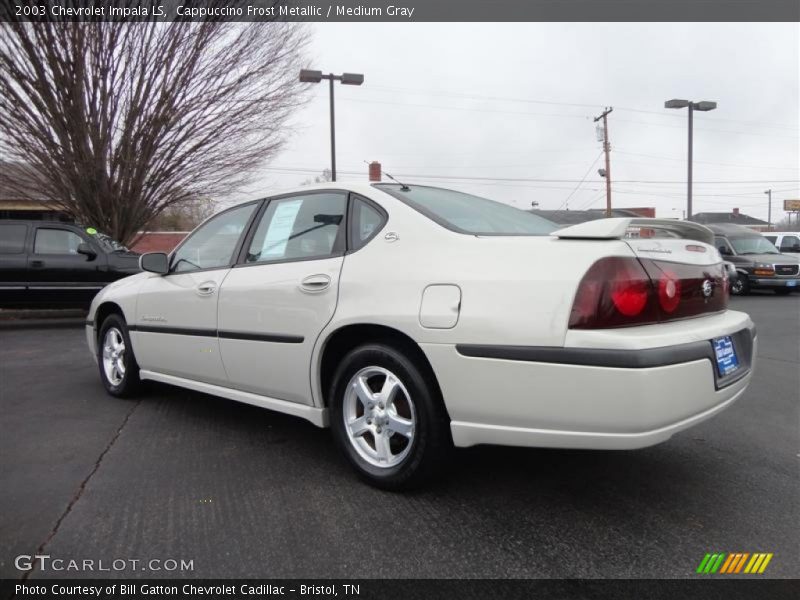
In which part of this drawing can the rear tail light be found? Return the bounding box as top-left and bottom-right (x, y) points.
(569, 257), (728, 329)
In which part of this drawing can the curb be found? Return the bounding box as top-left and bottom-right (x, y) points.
(0, 310), (88, 331)
(0, 318), (87, 331)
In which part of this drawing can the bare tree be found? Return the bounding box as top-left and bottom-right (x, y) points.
(301, 168), (333, 186)
(772, 214), (799, 231)
(145, 196), (216, 232)
(0, 10), (309, 244)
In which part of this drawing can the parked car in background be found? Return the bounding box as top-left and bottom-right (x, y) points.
(85, 184), (755, 489)
(762, 232), (800, 254)
(0, 220), (140, 308)
(709, 223), (800, 295)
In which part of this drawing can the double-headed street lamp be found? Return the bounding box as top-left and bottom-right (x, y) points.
(300, 69), (364, 182)
(664, 99), (717, 219)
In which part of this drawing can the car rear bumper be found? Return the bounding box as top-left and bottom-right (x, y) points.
(420, 310), (756, 450)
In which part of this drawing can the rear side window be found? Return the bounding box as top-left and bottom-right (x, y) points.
(779, 235), (800, 251)
(0, 224), (27, 253)
(349, 196), (386, 251)
(763, 235), (777, 244)
(34, 228), (84, 255)
(245, 192), (347, 264)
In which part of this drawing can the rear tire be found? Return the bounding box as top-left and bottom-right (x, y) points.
(97, 314), (142, 398)
(329, 343), (451, 490)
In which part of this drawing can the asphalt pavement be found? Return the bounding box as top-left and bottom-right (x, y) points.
(1, 294), (798, 579)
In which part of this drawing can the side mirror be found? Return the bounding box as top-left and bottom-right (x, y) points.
(139, 252), (169, 275)
(718, 245), (731, 256)
(77, 242), (97, 260)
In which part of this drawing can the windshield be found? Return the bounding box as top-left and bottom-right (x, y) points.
(83, 227), (129, 252)
(730, 236), (780, 255)
(375, 184), (557, 235)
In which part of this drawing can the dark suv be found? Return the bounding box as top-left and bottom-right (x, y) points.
(709, 223), (800, 295)
(0, 220), (140, 308)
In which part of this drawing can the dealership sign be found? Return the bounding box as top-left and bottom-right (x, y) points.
(784, 199), (800, 211)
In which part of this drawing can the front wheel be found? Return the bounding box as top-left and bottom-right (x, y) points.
(329, 343), (451, 490)
(731, 276), (749, 296)
(97, 314), (142, 397)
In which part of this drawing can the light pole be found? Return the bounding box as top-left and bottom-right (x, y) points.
(664, 99), (717, 219)
(299, 70), (364, 182)
(764, 189), (772, 230)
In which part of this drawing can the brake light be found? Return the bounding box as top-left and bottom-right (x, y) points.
(569, 257), (727, 329)
(610, 274), (649, 316)
(568, 257), (658, 329)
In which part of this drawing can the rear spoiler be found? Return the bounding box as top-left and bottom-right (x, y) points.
(553, 218), (714, 246)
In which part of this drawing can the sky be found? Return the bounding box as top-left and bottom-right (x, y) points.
(238, 22), (799, 223)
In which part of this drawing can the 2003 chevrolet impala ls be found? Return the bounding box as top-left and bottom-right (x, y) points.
(86, 183), (755, 489)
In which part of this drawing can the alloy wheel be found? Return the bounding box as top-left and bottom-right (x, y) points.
(342, 366), (416, 468)
(102, 327), (126, 386)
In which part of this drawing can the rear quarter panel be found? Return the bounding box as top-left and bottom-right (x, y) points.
(312, 191), (638, 404)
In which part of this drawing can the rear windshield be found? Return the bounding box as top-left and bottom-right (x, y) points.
(375, 184), (557, 236)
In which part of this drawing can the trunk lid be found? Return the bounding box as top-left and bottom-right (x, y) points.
(624, 237), (720, 266)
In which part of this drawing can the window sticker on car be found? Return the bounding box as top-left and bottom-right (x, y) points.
(261, 199), (302, 258)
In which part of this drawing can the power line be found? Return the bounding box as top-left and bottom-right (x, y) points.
(318, 93), (798, 139)
(261, 166), (798, 185)
(365, 84), (602, 110)
(614, 150), (799, 171)
(318, 95), (591, 120)
(556, 150), (605, 211)
(613, 106), (794, 131)
(362, 85), (798, 130)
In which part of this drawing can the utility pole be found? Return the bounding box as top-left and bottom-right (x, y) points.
(594, 107), (613, 217)
(764, 189), (772, 230)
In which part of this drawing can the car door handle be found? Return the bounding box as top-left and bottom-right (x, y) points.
(30, 260), (44, 268)
(196, 281), (217, 296)
(300, 274), (331, 293)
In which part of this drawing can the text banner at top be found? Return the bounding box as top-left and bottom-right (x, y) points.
(3, 0), (800, 23)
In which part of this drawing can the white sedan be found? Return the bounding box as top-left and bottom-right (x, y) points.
(86, 183), (756, 488)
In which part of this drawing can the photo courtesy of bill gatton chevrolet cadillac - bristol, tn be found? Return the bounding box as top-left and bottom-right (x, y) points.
(85, 183), (756, 489)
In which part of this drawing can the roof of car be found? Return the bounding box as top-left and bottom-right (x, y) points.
(705, 223), (764, 237)
(690, 212), (769, 226)
(266, 182), (386, 197)
(0, 219), (77, 226)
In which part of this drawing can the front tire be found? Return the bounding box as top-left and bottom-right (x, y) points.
(97, 314), (141, 397)
(731, 276), (750, 296)
(329, 343), (450, 490)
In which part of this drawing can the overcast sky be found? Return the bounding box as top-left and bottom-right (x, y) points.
(240, 22), (799, 222)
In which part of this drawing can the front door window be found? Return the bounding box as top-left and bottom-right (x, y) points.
(171, 203), (257, 273)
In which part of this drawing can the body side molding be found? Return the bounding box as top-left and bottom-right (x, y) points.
(139, 370), (328, 427)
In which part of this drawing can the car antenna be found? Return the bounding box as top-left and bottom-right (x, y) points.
(364, 160), (410, 191)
